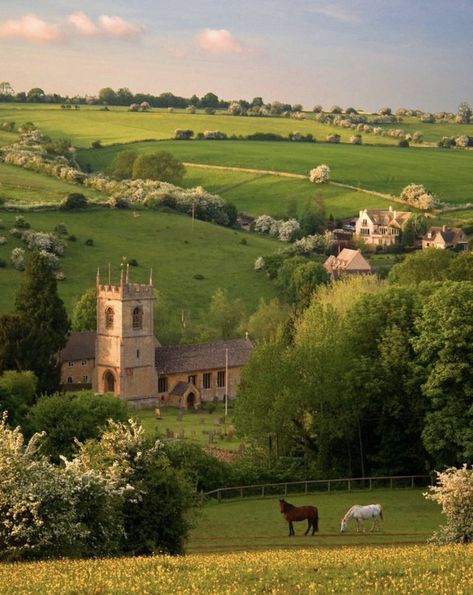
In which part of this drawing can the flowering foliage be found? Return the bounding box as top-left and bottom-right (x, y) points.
(253, 215), (300, 242)
(254, 256), (265, 271)
(293, 233), (332, 254)
(455, 135), (470, 148)
(400, 183), (439, 210)
(21, 231), (65, 256)
(309, 164), (330, 184)
(424, 465), (473, 543)
(10, 247), (25, 270)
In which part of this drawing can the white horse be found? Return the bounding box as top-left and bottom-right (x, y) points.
(340, 504), (383, 533)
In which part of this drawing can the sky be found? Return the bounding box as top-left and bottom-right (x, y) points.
(0, 1), (472, 111)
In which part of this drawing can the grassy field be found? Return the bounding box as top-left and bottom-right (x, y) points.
(135, 404), (240, 450)
(0, 162), (103, 205)
(0, 209), (278, 323)
(0, 490), (470, 593)
(78, 139), (473, 203)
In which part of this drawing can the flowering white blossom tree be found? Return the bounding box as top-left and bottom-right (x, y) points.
(309, 164), (330, 184)
(424, 465), (473, 543)
(254, 256), (265, 271)
(400, 183), (438, 210)
(10, 247), (25, 270)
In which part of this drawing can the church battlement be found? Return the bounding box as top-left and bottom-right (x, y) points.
(98, 283), (153, 299)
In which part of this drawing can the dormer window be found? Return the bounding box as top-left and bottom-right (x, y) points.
(132, 306), (143, 330)
(105, 307), (114, 329)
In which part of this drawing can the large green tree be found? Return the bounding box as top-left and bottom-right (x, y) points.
(0, 252), (69, 394)
(108, 150), (138, 180)
(413, 282), (473, 467)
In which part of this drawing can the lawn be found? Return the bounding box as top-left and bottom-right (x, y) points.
(78, 139), (473, 203)
(0, 162), (103, 205)
(0, 209), (278, 326)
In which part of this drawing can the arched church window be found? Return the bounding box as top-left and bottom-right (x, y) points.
(132, 306), (143, 330)
(105, 307), (114, 329)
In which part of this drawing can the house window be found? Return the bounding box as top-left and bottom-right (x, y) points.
(132, 306), (143, 330)
(81, 360), (87, 366)
(188, 375), (196, 385)
(105, 307), (114, 329)
(217, 371), (226, 388)
(67, 377), (73, 384)
(203, 372), (211, 389)
(68, 361), (74, 367)
(360, 228), (370, 236)
(82, 375), (88, 383)
(362, 219), (368, 225)
(158, 376), (168, 393)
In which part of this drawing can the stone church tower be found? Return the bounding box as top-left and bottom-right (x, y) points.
(95, 266), (157, 402)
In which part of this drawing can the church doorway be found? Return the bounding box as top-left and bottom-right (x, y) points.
(186, 392), (195, 409)
(104, 370), (116, 393)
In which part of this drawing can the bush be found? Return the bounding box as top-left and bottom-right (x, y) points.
(10, 248), (25, 271)
(424, 465), (473, 543)
(91, 140), (103, 149)
(174, 129), (194, 140)
(326, 133), (341, 143)
(398, 139), (410, 147)
(54, 223), (68, 235)
(14, 216), (30, 229)
(0, 259), (6, 268)
(309, 164), (330, 184)
(60, 193), (88, 210)
(132, 151), (185, 185)
(84, 238), (94, 246)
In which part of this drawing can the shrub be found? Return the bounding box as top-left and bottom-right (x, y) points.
(91, 140), (102, 149)
(350, 135), (362, 145)
(14, 216), (30, 229)
(0, 259), (6, 268)
(424, 465), (473, 544)
(132, 152), (185, 185)
(60, 193), (88, 210)
(398, 139), (410, 147)
(326, 133), (341, 143)
(10, 248), (25, 270)
(202, 130), (227, 140)
(309, 164), (330, 184)
(54, 223), (68, 235)
(174, 129), (194, 140)
(84, 238), (94, 246)
(400, 183), (438, 210)
(0, 237), (6, 245)
(129, 258), (139, 267)
(193, 273), (205, 280)
(67, 235), (77, 242)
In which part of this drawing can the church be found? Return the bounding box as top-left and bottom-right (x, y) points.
(60, 268), (253, 408)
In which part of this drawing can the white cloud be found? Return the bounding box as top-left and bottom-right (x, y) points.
(98, 15), (144, 39)
(196, 29), (243, 54)
(310, 5), (359, 23)
(0, 13), (63, 43)
(68, 12), (99, 36)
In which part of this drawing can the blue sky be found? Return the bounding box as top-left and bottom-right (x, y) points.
(0, 1), (472, 111)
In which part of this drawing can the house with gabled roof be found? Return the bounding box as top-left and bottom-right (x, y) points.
(355, 207), (411, 249)
(421, 226), (468, 251)
(60, 269), (253, 408)
(324, 248), (372, 279)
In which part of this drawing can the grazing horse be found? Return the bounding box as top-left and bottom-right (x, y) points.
(278, 499), (319, 537)
(340, 504), (383, 533)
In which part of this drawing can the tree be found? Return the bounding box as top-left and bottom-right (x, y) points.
(246, 298), (290, 342)
(309, 164), (330, 183)
(4, 252), (69, 394)
(388, 249), (455, 285)
(71, 287), (97, 331)
(209, 288), (244, 340)
(27, 391), (130, 461)
(200, 92), (219, 109)
(275, 258), (329, 308)
(456, 101), (472, 124)
(413, 282), (473, 467)
(0, 82), (14, 95)
(132, 151), (185, 185)
(108, 150), (138, 180)
(98, 87), (117, 105)
(447, 252), (473, 281)
(401, 213), (428, 248)
(27, 88), (45, 102)
(0, 370), (37, 428)
(60, 193), (88, 210)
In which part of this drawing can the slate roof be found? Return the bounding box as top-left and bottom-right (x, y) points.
(169, 381), (193, 397)
(365, 209), (411, 227)
(61, 331), (96, 362)
(423, 226), (467, 245)
(155, 338), (253, 375)
(325, 248), (371, 272)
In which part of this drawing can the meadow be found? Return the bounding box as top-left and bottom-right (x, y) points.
(0, 490), (471, 593)
(78, 139), (473, 204)
(0, 209), (278, 322)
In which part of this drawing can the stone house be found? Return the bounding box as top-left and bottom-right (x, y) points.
(324, 248), (372, 279)
(421, 226), (468, 251)
(60, 270), (253, 408)
(355, 207), (411, 249)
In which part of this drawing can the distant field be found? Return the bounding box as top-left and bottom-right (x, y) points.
(78, 140), (473, 203)
(3, 103), (473, 149)
(0, 162), (103, 205)
(0, 209), (278, 326)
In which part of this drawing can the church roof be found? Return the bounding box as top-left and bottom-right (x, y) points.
(169, 381), (194, 397)
(155, 338), (253, 374)
(61, 331), (96, 362)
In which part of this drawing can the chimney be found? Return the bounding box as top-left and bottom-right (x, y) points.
(442, 225), (447, 232)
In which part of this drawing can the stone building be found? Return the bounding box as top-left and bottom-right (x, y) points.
(421, 226), (468, 251)
(324, 248), (372, 279)
(60, 269), (253, 407)
(355, 207), (411, 249)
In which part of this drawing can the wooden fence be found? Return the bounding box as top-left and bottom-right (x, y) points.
(205, 474), (433, 502)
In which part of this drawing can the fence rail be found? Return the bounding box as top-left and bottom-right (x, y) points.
(205, 474), (432, 502)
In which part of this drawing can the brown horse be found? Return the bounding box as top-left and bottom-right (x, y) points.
(279, 499), (319, 536)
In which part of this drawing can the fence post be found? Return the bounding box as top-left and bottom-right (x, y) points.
(390, 477), (393, 489)
(411, 476), (414, 489)
(284, 483), (288, 496)
(327, 481), (330, 492)
(240, 487), (243, 498)
(305, 482), (308, 494)
(218, 490), (221, 503)
(348, 479), (351, 491)
(369, 478), (372, 490)
(262, 485), (265, 498)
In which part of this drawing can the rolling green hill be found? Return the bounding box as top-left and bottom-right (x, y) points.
(0, 209), (278, 328)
